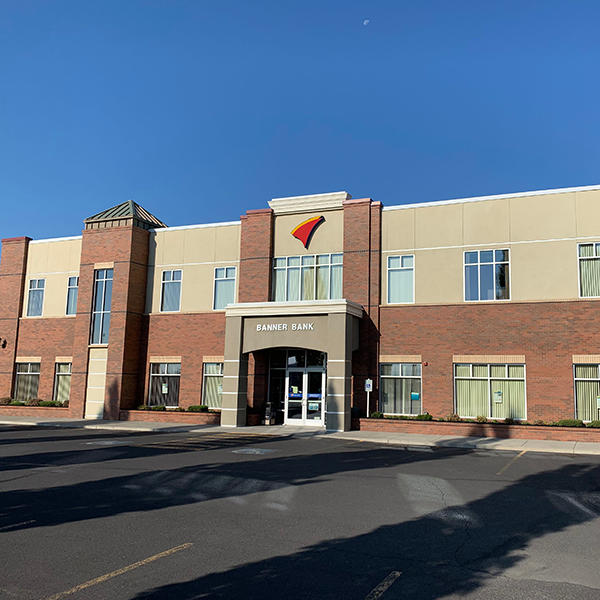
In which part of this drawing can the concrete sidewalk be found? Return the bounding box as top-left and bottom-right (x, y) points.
(1, 415), (600, 455)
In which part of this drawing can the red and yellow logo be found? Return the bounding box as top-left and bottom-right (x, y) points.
(291, 216), (325, 249)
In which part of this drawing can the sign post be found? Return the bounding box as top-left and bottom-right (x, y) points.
(365, 378), (373, 417)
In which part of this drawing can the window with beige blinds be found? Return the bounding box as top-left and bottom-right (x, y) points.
(53, 363), (72, 404)
(202, 363), (223, 408)
(578, 243), (600, 297)
(454, 363), (526, 419)
(574, 364), (600, 421)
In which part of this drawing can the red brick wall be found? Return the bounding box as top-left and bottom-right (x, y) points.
(0, 237), (30, 399)
(343, 199), (381, 415)
(238, 208), (273, 302)
(144, 312), (226, 410)
(379, 301), (600, 422)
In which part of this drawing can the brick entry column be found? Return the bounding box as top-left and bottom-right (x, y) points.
(0, 237), (31, 399)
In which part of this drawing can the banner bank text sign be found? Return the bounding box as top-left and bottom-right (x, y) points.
(256, 322), (315, 332)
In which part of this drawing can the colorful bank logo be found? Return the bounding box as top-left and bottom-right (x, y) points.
(291, 216), (325, 249)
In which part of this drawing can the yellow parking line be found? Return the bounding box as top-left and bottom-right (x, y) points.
(496, 450), (527, 476)
(45, 543), (193, 600)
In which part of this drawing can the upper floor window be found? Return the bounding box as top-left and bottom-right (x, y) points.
(213, 266), (236, 310)
(272, 253), (342, 302)
(387, 255), (414, 303)
(464, 249), (509, 302)
(27, 279), (45, 316)
(578, 243), (600, 297)
(90, 269), (113, 345)
(160, 270), (182, 312)
(66, 276), (79, 315)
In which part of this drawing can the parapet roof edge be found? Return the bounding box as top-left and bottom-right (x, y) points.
(382, 183), (600, 212)
(30, 235), (83, 244)
(269, 191), (351, 214)
(149, 220), (241, 233)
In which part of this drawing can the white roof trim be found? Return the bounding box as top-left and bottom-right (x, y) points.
(226, 299), (363, 318)
(30, 235), (82, 244)
(269, 191), (351, 214)
(150, 220), (241, 233)
(383, 183), (600, 212)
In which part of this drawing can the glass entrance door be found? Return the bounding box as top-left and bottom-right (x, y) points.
(285, 368), (325, 426)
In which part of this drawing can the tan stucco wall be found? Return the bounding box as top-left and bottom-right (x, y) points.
(147, 224), (241, 313)
(22, 238), (82, 318)
(273, 210), (343, 256)
(382, 190), (600, 305)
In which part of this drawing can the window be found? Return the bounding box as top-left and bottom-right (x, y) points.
(387, 255), (414, 303)
(149, 363), (181, 407)
(14, 363), (40, 402)
(578, 243), (600, 297)
(27, 279), (45, 316)
(66, 276), (79, 315)
(464, 249), (509, 301)
(202, 363), (223, 408)
(574, 364), (600, 421)
(213, 267), (236, 310)
(454, 363), (525, 419)
(90, 269), (113, 345)
(380, 363), (422, 415)
(53, 363), (72, 404)
(272, 253), (343, 302)
(160, 270), (182, 312)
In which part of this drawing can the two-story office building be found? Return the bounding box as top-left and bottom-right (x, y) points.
(2, 184), (600, 430)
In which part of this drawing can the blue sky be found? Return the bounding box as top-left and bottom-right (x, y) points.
(1, 1), (600, 240)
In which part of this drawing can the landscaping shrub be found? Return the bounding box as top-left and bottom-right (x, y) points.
(0, 397), (13, 405)
(188, 405), (209, 412)
(415, 413), (433, 421)
(587, 420), (600, 428)
(445, 413), (461, 422)
(150, 405), (166, 411)
(533, 419), (545, 426)
(369, 411), (383, 419)
(556, 419), (584, 427)
(504, 418), (515, 425)
(25, 398), (41, 407)
(476, 415), (487, 423)
(137, 405), (149, 410)
(38, 400), (64, 407)
(9, 400), (25, 406)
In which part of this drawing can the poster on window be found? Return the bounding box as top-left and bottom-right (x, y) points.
(162, 383), (169, 395)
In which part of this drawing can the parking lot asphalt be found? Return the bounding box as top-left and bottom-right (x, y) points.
(1, 425), (600, 600)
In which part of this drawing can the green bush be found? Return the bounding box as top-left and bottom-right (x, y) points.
(557, 419), (585, 428)
(38, 400), (64, 407)
(415, 413), (433, 421)
(504, 418), (515, 425)
(150, 405), (167, 411)
(476, 415), (487, 423)
(137, 405), (149, 410)
(188, 405), (209, 412)
(369, 411), (384, 419)
(587, 420), (600, 428)
(444, 413), (461, 422)
(25, 398), (41, 406)
(0, 397), (13, 405)
(533, 419), (546, 426)
(9, 400), (25, 406)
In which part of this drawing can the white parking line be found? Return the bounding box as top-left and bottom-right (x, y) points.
(365, 571), (402, 600)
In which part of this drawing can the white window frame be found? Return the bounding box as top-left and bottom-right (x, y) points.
(66, 276), (79, 316)
(213, 266), (237, 310)
(379, 362), (422, 415)
(272, 253), (343, 302)
(202, 362), (224, 409)
(463, 249), (511, 302)
(159, 269), (183, 312)
(53, 362), (72, 403)
(90, 269), (113, 345)
(573, 363), (600, 421)
(386, 254), (415, 304)
(577, 242), (600, 299)
(453, 363), (527, 419)
(26, 279), (45, 317)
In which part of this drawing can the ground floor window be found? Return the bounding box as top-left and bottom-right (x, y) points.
(380, 363), (422, 415)
(53, 363), (72, 404)
(574, 364), (600, 421)
(149, 363), (181, 407)
(14, 362), (40, 402)
(454, 363), (526, 419)
(202, 363), (223, 408)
